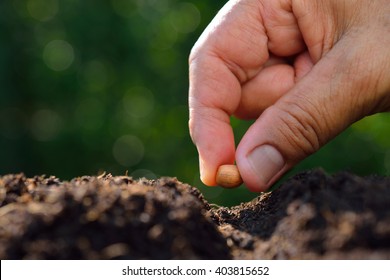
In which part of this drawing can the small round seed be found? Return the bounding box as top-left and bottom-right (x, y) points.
(216, 165), (243, 188)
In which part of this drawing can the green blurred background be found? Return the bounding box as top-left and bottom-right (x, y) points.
(0, 0), (389, 206)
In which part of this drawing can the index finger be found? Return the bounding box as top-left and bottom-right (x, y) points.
(188, 0), (268, 186)
(189, 56), (239, 186)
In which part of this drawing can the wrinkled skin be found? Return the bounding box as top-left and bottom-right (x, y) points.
(189, 0), (390, 191)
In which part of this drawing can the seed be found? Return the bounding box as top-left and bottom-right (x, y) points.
(216, 165), (243, 188)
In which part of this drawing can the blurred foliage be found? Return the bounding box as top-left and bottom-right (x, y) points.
(0, 0), (389, 206)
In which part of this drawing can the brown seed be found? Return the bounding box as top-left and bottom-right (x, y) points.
(216, 165), (243, 188)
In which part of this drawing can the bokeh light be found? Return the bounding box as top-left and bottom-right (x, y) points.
(131, 169), (157, 180)
(123, 86), (154, 119)
(43, 40), (74, 71)
(30, 109), (63, 141)
(27, 0), (59, 22)
(170, 2), (201, 34)
(113, 135), (145, 167)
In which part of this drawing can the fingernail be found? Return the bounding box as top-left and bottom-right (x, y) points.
(247, 145), (285, 186)
(199, 157), (213, 185)
(199, 157), (205, 182)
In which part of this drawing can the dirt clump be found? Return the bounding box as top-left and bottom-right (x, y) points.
(214, 169), (390, 259)
(0, 174), (229, 259)
(0, 169), (389, 259)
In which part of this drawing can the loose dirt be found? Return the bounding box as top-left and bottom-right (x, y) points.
(0, 169), (389, 259)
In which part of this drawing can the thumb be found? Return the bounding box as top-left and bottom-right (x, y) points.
(236, 38), (386, 192)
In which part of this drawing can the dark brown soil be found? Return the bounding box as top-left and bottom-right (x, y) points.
(0, 169), (389, 259)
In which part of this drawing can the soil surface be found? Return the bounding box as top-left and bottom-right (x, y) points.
(0, 169), (389, 259)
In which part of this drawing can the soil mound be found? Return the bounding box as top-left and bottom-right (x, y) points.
(0, 169), (389, 259)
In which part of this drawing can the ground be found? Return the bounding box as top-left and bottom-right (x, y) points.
(0, 169), (389, 259)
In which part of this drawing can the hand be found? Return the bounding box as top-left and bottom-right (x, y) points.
(188, 0), (390, 192)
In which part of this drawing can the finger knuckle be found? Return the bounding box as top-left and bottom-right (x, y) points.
(275, 100), (328, 157)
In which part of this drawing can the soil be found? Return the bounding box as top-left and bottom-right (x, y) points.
(0, 169), (389, 259)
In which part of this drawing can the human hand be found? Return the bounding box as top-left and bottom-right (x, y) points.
(188, 0), (390, 192)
